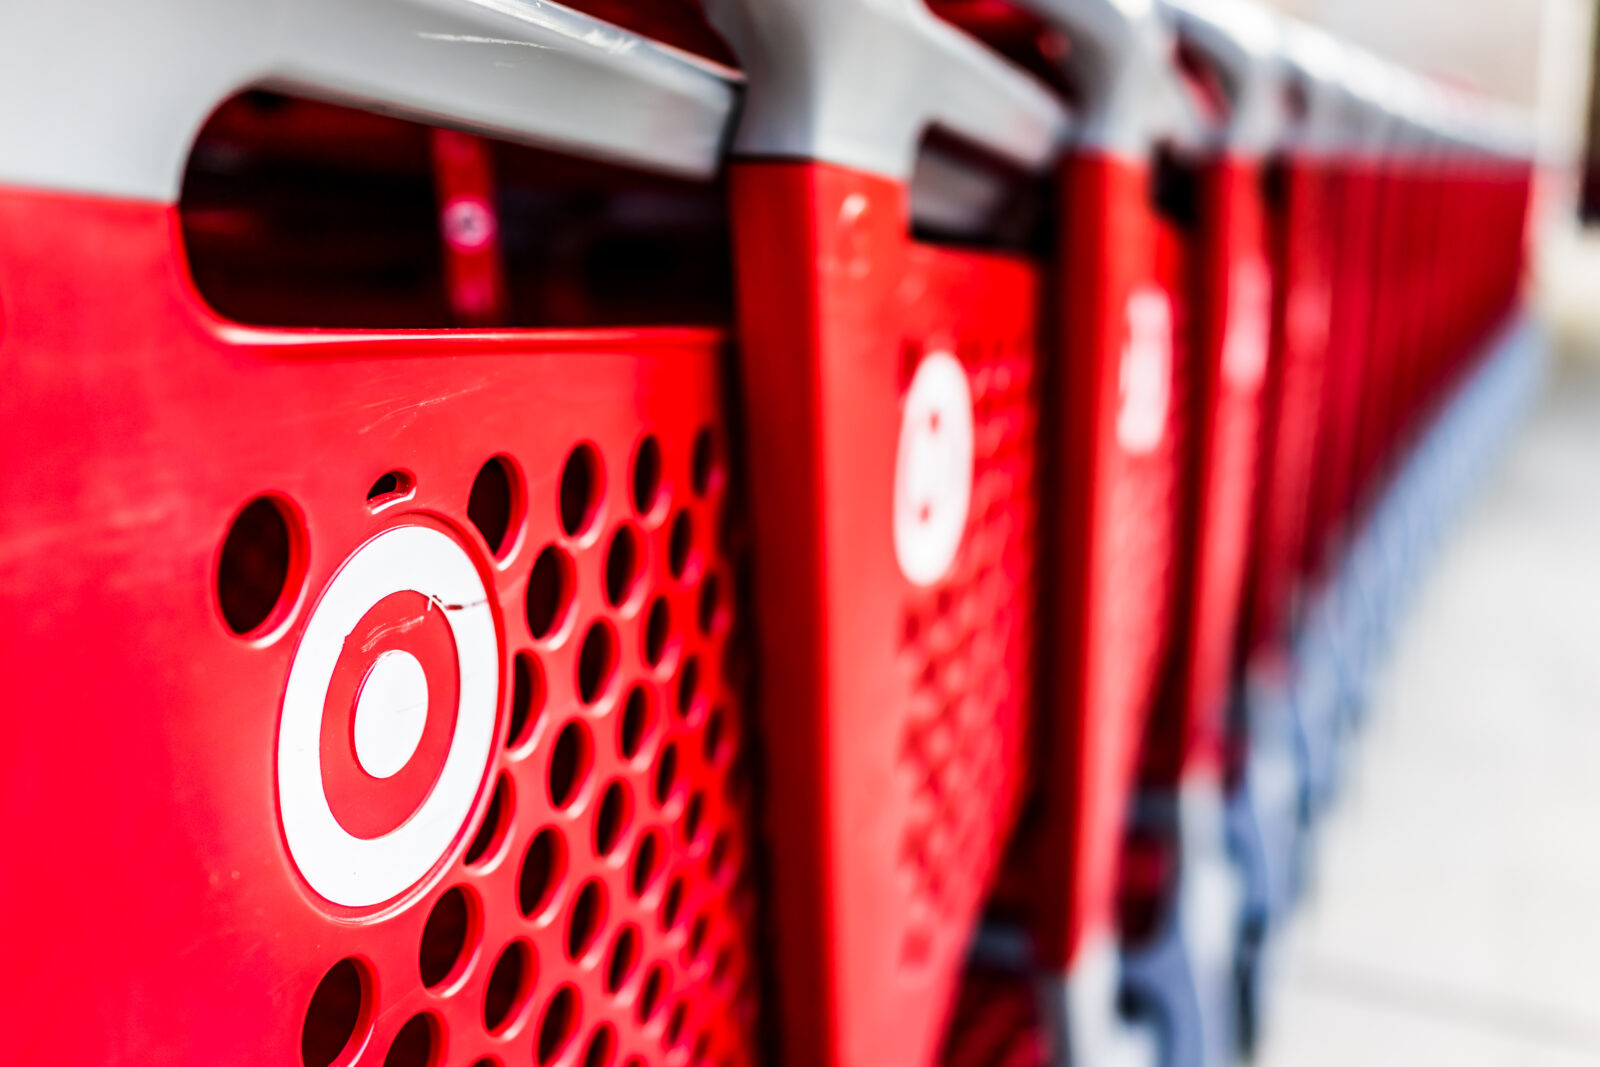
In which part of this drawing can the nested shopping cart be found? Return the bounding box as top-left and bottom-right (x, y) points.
(702, 1), (1067, 1063)
(0, 2), (761, 1065)
(1226, 25), (1348, 1054)
(1111, 3), (1284, 1065)
(1244, 26), (1343, 674)
(926, 0), (1200, 1063)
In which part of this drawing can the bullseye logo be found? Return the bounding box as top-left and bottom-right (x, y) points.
(1118, 286), (1175, 455)
(894, 350), (975, 587)
(1222, 256), (1272, 390)
(278, 524), (500, 908)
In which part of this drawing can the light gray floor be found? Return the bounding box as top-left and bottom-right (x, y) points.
(1256, 355), (1600, 1065)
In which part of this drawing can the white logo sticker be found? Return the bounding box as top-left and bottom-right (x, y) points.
(278, 525), (499, 908)
(1118, 286), (1175, 455)
(1222, 257), (1272, 389)
(894, 351), (975, 587)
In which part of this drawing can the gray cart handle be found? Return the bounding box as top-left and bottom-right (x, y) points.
(0, 0), (742, 201)
(703, 0), (1070, 181)
(1159, 0), (1284, 156)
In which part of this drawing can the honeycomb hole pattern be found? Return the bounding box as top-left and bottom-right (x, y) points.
(895, 334), (1039, 968)
(297, 432), (757, 1067)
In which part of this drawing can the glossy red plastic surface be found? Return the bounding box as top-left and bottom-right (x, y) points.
(0, 188), (758, 1067)
(1304, 160), (1383, 580)
(1019, 153), (1189, 971)
(1299, 149), (1531, 589)
(1144, 159), (1273, 785)
(728, 161), (1041, 1067)
(1247, 158), (1332, 659)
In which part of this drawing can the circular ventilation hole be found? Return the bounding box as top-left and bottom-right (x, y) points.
(687, 913), (709, 962)
(519, 828), (566, 919)
(630, 831), (663, 898)
(666, 1002), (688, 1047)
(708, 832), (731, 879)
(508, 652), (546, 751)
(690, 428), (718, 497)
(584, 1025), (617, 1067)
(463, 774), (513, 867)
(301, 958), (369, 1067)
(696, 576), (721, 636)
(652, 743), (679, 806)
(576, 622), (617, 705)
(537, 987), (579, 1066)
(643, 597), (672, 668)
(549, 720), (592, 808)
(667, 512), (694, 579)
(619, 686), (655, 761)
(469, 455), (522, 558)
(604, 525), (642, 608)
(526, 545), (574, 640)
(483, 941), (533, 1034)
(217, 496), (300, 636)
(604, 926), (641, 994)
(636, 965), (667, 1024)
(711, 946), (733, 986)
(418, 887), (475, 989)
(632, 435), (663, 517)
(565, 880), (607, 961)
(675, 657), (700, 719)
(679, 792), (704, 846)
(660, 878), (685, 932)
(594, 780), (632, 857)
(702, 708), (725, 765)
(383, 1013), (437, 1067)
(366, 470), (415, 508)
(560, 443), (604, 538)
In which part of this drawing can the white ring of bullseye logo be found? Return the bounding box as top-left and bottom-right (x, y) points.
(1118, 286), (1175, 455)
(894, 350), (975, 587)
(277, 525), (498, 908)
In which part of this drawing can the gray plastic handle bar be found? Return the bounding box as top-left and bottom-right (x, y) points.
(1158, 0), (1284, 156)
(0, 0), (742, 201)
(1015, 0), (1204, 158)
(702, 0), (1070, 181)
(1276, 20), (1348, 158)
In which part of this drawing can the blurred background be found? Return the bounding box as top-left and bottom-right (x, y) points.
(1263, 0), (1600, 345)
(1247, 1), (1600, 1063)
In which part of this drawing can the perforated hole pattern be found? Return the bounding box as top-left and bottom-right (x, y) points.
(896, 335), (1038, 967)
(305, 430), (757, 1067)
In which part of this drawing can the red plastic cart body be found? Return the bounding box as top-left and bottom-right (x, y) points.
(921, 0), (1196, 997)
(1350, 149), (1422, 511)
(1031, 151), (1190, 968)
(1144, 157), (1273, 787)
(1247, 151), (1333, 659)
(0, 186), (758, 1067)
(728, 158), (1045, 1067)
(0, 4), (759, 1065)
(704, 2), (1065, 1062)
(1304, 156), (1383, 581)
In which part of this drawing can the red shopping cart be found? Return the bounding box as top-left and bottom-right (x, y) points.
(1120, 3), (1286, 1064)
(0, 3), (760, 1065)
(704, 1), (1068, 1063)
(926, 2), (1201, 1061)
